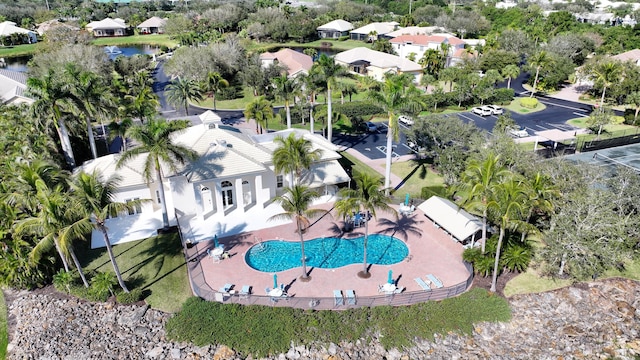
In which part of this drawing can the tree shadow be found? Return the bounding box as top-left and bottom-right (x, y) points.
(376, 215), (424, 243)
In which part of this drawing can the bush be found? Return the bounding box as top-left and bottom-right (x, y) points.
(315, 102), (384, 119)
(492, 88), (515, 104)
(117, 289), (143, 304)
(420, 185), (446, 199)
(519, 98), (539, 109)
(217, 86), (238, 100)
(623, 108), (637, 125)
(338, 36), (349, 41)
(52, 269), (76, 294)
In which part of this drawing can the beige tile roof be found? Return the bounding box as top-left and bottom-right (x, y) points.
(137, 17), (166, 29)
(317, 19), (353, 32)
(612, 49), (640, 63)
(259, 48), (313, 77)
(335, 47), (422, 72)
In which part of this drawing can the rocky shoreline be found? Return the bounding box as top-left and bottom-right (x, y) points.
(6, 278), (640, 359)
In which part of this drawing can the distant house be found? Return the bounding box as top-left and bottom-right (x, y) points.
(259, 48), (313, 77)
(611, 49), (640, 66)
(137, 17), (167, 34)
(334, 47), (422, 83)
(86, 18), (128, 37)
(0, 69), (32, 105)
(317, 20), (353, 39)
(383, 26), (447, 39)
(350, 22), (399, 41)
(0, 21), (37, 44)
(390, 34), (474, 67)
(35, 19), (79, 36)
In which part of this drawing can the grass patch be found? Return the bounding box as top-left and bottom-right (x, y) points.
(91, 34), (178, 48)
(503, 267), (573, 297)
(166, 288), (510, 357)
(0, 290), (6, 360)
(0, 43), (40, 57)
(390, 159), (446, 200)
(338, 151), (381, 181)
(503, 98), (547, 114)
(518, 141), (538, 152)
(80, 232), (190, 313)
(567, 117), (639, 142)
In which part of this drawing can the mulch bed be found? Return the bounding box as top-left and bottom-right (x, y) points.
(471, 272), (519, 298)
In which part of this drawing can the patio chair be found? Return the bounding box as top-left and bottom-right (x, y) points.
(346, 289), (356, 305)
(219, 283), (233, 293)
(414, 277), (431, 291)
(333, 290), (344, 306)
(239, 285), (251, 299)
(394, 286), (405, 294)
(265, 287), (271, 294)
(426, 274), (443, 288)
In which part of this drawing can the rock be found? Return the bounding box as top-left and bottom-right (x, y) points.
(146, 346), (164, 358)
(328, 343), (337, 355)
(170, 348), (181, 359)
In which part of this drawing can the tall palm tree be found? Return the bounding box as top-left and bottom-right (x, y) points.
(368, 73), (423, 191)
(298, 72), (324, 133)
(65, 171), (148, 293)
(519, 172), (559, 243)
(438, 66), (459, 92)
(27, 69), (78, 167)
(272, 74), (301, 129)
(272, 132), (322, 186)
(203, 71), (229, 110)
(589, 60), (623, 110)
(117, 118), (198, 228)
(528, 51), (553, 98)
(107, 118), (133, 153)
(486, 177), (529, 292)
(165, 77), (204, 116)
(124, 86), (159, 123)
(334, 171), (395, 278)
(457, 154), (510, 253)
(502, 64), (520, 89)
(5, 159), (69, 217)
(419, 49), (444, 76)
(244, 96), (274, 134)
(269, 185), (327, 281)
(311, 54), (349, 143)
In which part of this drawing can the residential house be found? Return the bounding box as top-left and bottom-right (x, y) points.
(0, 69), (32, 105)
(137, 16), (167, 34)
(349, 22), (399, 41)
(259, 48), (313, 77)
(86, 18), (128, 37)
(383, 26), (447, 39)
(0, 21), (37, 44)
(612, 49), (640, 66)
(317, 20), (353, 39)
(80, 124), (350, 248)
(35, 19), (79, 36)
(390, 34), (474, 67)
(334, 47), (423, 83)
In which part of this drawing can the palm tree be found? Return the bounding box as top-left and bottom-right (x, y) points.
(269, 185), (327, 281)
(486, 177), (529, 292)
(124, 86), (159, 123)
(589, 60), (623, 110)
(528, 51), (553, 98)
(65, 171), (148, 293)
(625, 91), (640, 122)
(438, 66), (458, 92)
(203, 71), (229, 110)
(244, 96), (274, 134)
(107, 118), (133, 153)
(368, 73), (424, 191)
(272, 74), (300, 129)
(519, 172), (559, 243)
(334, 171), (395, 278)
(165, 77), (204, 116)
(502, 64), (520, 89)
(336, 81), (358, 104)
(5, 159), (70, 216)
(457, 154), (510, 253)
(311, 54), (349, 143)
(272, 132), (322, 186)
(419, 49), (444, 76)
(117, 118), (198, 229)
(298, 72), (324, 132)
(27, 69), (78, 167)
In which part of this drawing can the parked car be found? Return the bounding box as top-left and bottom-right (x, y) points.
(485, 105), (503, 115)
(508, 126), (529, 138)
(398, 115), (414, 126)
(365, 122), (378, 132)
(471, 106), (493, 116)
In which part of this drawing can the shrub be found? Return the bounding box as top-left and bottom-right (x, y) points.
(315, 102), (384, 119)
(420, 185), (446, 199)
(52, 270), (75, 294)
(492, 88), (515, 104)
(338, 36), (349, 41)
(90, 271), (117, 299)
(519, 98), (539, 109)
(217, 86), (238, 100)
(623, 109), (637, 125)
(117, 289), (143, 304)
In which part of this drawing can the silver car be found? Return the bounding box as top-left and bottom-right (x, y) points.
(398, 115), (414, 126)
(486, 105), (503, 115)
(471, 106), (492, 116)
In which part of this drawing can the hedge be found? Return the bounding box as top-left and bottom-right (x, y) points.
(519, 98), (539, 109)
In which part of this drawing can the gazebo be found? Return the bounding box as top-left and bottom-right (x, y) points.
(417, 196), (482, 245)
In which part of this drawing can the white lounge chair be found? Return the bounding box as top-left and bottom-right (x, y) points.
(426, 274), (443, 288)
(346, 289), (356, 305)
(333, 290), (344, 306)
(414, 277), (431, 291)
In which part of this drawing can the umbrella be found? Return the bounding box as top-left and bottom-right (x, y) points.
(405, 193), (410, 206)
(388, 269), (393, 284)
(213, 234), (219, 248)
(273, 274), (278, 289)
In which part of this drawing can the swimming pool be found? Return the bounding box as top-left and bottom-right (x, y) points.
(245, 234), (409, 272)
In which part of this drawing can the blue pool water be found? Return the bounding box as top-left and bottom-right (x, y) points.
(245, 234), (409, 272)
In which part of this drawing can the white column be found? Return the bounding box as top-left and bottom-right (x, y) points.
(214, 181), (224, 214)
(235, 178), (245, 214)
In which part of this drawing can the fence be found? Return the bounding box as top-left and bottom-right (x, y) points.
(577, 131), (640, 152)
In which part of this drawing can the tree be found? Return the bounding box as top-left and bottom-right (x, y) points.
(272, 132), (322, 187)
(458, 154), (510, 253)
(528, 51), (553, 97)
(368, 73), (424, 191)
(117, 119), (198, 229)
(65, 171), (148, 293)
(438, 66), (459, 92)
(587, 107), (615, 140)
(203, 71), (229, 111)
(244, 96), (273, 134)
(486, 176), (529, 292)
(269, 185), (327, 281)
(272, 74), (300, 129)
(311, 54), (349, 143)
(165, 77), (204, 116)
(107, 118), (133, 153)
(492, 111), (517, 134)
(124, 86), (159, 124)
(419, 49), (445, 76)
(584, 60), (623, 110)
(519, 172), (559, 243)
(334, 171), (395, 278)
(625, 91), (640, 122)
(502, 64), (520, 89)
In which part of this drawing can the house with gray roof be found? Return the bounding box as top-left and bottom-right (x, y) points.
(350, 22), (399, 41)
(317, 20), (353, 39)
(0, 69), (32, 105)
(86, 18), (128, 37)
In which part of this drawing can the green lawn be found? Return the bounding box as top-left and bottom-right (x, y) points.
(246, 39), (372, 53)
(390, 159), (446, 200)
(503, 268), (572, 297)
(80, 232), (190, 313)
(0, 290), (6, 360)
(338, 151), (382, 181)
(567, 117), (639, 142)
(0, 43), (40, 57)
(166, 287), (511, 357)
(503, 98), (547, 115)
(91, 34), (178, 48)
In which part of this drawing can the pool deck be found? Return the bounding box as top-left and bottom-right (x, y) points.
(187, 201), (470, 299)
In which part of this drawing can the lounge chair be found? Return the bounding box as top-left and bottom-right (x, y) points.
(394, 286), (405, 294)
(239, 285), (251, 299)
(346, 289), (356, 305)
(414, 277), (431, 291)
(333, 290), (344, 306)
(426, 274), (443, 288)
(265, 287), (271, 294)
(219, 283), (233, 293)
